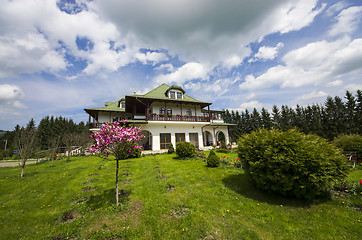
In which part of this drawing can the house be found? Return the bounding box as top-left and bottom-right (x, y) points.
(84, 83), (234, 152)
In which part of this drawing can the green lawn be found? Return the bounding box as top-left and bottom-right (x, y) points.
(0, 153), (361, 239)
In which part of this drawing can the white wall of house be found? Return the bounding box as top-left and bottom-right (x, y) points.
(151, 102), (203, 116)
(97, 112), (129, 122)
(140, 122), (205, 151)
(202, 125), (230, 146)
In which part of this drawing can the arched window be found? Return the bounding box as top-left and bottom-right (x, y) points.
(167, 108), (172, 115)
(160, 107), (165, 115)
(186, 109), (192, 116)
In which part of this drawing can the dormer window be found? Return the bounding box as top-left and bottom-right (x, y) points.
(170, 91), (176, 99)
(120, 102), (125, 108)
(177, 92), (182, 99)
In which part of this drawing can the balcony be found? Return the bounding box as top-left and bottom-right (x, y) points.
(148, 114), (210, 122)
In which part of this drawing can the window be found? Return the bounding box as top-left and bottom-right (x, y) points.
(189, 133), (199, 148)
(160, 133), (171, 149)
(175, 133), (185, 144)
(160, 107), (165, 115)
(186, 109), (192, 116)
(167, 108), (172, 115)
(121, 102), (125, 108)
(170, 91), (175, 99)
(177, 92), (182, 99)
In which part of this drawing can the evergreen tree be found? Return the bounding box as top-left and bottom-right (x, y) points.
(345, 91), (357, 134)
(261, 107), (272, 129)
(271, 105), (280, 129)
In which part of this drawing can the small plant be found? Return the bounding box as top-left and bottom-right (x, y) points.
(176, 142), (196, 159)
(167, 143), (174, 154)
(220, 141), (227, 149)
(234, 159), (242, 168)
(206, 150), (220, 168)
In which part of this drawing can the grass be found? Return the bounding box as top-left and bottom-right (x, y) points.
(0, 152), (361, 239)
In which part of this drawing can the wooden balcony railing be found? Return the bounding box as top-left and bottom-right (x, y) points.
(89, 115), (211, 128)
(148, 114), (210, 122)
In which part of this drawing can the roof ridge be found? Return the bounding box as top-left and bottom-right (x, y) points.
(141, 83), (170, 97)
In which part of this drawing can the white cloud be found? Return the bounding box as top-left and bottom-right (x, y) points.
(155, 62), (209, 85)
(0, 0), (324, 78)
(91, 0), (321, 67)
(249, 42), (284, 63)
(0, 33), (67, 78)
(0, 84), (26, 121)
(233, 101), (264, 112)
(327, 80), (343, 87)
(329, 6), (362, 36)
(155, 63), (174, 72)
(295, 90), (328, 101)
(325, 2), (348, 17)
(135, 51), (168, 65)
(241, 37), (362, 90)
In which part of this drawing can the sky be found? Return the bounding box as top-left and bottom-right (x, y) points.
(0, 0), (362, 130)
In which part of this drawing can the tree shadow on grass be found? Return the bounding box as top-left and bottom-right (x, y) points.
(222, 172), (331, 208)
(85, 188), (131, 210)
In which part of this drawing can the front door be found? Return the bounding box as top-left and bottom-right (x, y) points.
(160, 133), (171, 150)
(189, 133), (199, 148)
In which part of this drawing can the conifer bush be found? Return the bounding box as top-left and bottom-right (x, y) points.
(176, 142), (196, 159)
(206, 150), (220, 167)
(167, 143), (175, 154)
(238, 128), (350, 199)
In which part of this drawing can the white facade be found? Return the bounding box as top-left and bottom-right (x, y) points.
(85, 84), (232, 152)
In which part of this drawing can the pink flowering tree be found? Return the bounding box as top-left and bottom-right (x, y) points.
(89, 121), (144, 206)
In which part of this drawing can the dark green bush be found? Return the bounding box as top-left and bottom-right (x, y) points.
(332, 134), (362, 159)
(176, 142), (196, 159)
(238, 128), (350, 199)
(167, 143), (175, 154)
(206, 150), (220, 167)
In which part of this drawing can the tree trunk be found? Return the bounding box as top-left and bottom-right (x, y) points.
(116, 159), (119, 206)
(21, 165), (24, 178)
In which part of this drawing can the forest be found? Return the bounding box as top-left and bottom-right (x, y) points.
(0, 116), (89, 158)
(223, 90), (362, 142)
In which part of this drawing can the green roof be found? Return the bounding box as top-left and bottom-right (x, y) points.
(129, 83), (211, 105)
(85, 101), (125, 112)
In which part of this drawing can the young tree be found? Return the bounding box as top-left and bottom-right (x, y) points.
(14, 119), (37, 177)
(89, 121), (144, 206)
(48, 136), (60, 167)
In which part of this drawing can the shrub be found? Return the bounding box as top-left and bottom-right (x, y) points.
(206, 150), (220, 167)
(238, 128), (350, 199)
(220, 141), (227, 149)
(176, 142), (196, 159)
(332, 134), (362, 160)
(167, 143), (175, 154)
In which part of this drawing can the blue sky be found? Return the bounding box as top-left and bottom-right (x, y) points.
(0, 0), (362, 130)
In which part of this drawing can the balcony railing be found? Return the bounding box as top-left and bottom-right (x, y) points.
(148, 114), (210, 122)
(89, 115), (211, 129)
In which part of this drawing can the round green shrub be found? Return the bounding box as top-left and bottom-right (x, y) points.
(206, 150), (220, 167)
(238, 128), (350, 199)
(176, 142), (196, 159)
(167, 143), (175, 154)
